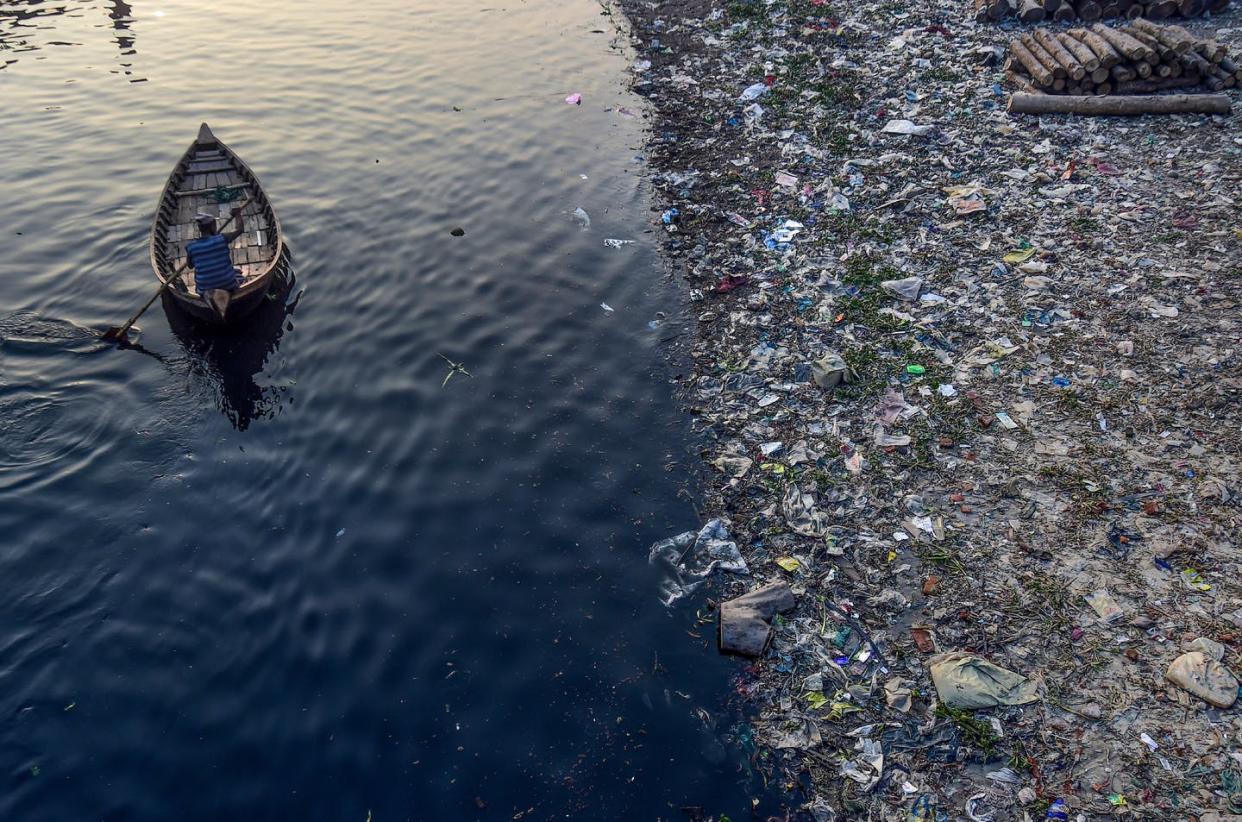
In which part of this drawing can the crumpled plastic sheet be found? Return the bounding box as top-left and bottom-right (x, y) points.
(782, 484), (831, 538)
(839, 736), (883, 791)
(928, 652), (1040, 710)
(648, 518), (749, 607)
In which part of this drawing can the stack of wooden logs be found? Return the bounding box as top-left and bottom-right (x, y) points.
(975, 0), (1228, 24)
(1005, 20), (1241, 95)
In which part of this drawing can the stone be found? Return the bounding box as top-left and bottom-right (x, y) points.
(811, 352), (849, 389)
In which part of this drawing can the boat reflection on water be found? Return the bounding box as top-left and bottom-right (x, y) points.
(162, 267), (300, 431)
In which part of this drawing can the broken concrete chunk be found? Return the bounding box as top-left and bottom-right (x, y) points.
(811, 352), (849, 389)
(1165, 651), (1238, 709)
(928, 651), (1039, 709)
(719, 581), (796, 657)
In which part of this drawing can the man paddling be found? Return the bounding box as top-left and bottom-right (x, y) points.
(185, 207), (247, 320)
(187, 208), (246, 293)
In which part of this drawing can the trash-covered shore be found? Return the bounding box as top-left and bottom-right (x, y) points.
(617, 0), (1241, 817)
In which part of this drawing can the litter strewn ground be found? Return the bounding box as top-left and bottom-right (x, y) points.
(619, 0), (1241, 816)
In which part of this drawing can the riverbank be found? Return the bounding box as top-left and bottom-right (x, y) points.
(618, 0), (1241, 817)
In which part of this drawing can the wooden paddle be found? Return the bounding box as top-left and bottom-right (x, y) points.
(104, 200), (251, 343)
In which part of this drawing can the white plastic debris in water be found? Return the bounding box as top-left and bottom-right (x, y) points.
(600, 302), (614, 312)
(771, 219), (803, 243)
(739, 81), (769, 102)
(881, 119), (933, 136)
(603, 238), (634, 248)
(839, 736), (883, 790)
(571, 207), (590, 229)
(648, 519), (749, 607)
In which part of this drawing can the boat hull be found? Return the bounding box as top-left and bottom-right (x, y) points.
(150, 123), (286, 327)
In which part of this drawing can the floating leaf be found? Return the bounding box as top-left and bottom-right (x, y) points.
(828, 700), (862, 721)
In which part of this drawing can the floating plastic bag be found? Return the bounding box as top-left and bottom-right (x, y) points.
(648, 519), (749, 607)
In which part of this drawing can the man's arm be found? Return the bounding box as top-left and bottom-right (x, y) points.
(222, 206), (247, 243)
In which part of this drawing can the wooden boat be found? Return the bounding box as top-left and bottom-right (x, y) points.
(150, 123), (287, 323)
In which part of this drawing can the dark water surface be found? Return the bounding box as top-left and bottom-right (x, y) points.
(0, 2), (764, 818)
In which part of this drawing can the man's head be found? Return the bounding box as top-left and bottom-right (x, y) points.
(195, 213), (218, 237)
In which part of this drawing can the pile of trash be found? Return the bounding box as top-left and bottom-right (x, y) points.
(622, 0), (1241, 817)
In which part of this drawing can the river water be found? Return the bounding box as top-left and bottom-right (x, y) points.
(0, 1), (767, 818)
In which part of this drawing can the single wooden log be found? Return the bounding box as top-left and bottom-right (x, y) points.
(1043, 0), (1063, 10)
(1006, 71), (1043, 94)
(1035, 29), (1087, 80)
(1091, 23), (1153, 62)
(1112, 74), (1202, 93)
(1097, 25), (1162, 64)
(1100, 0), (1122, 15)
(1023, 34), (1068, 79)
(1131, 18), (1192, 53)
(1071, 28), (1123, 67)
(1182, 49), (1213, 75)
(1123, 27), (1177, 61)
(1145, 0), (1178, 16)
(1125, 1), (1144, 15)
(1210, 64), (1236, 87)
(1052, 77), (1068, 91)
(1219, 57), (1242, 81)
(1008, 91), (1231, 115)
(974, 0), (1010, 21)
(1111, 64), (1137, 82)
(1074, 0), (1103, 19)
(1196, 39), (1227, 63)
(1094, 80), (1113, 94)
(1162, 23), (1204, 49)
(1135, 60), (1153, 78)
(1168, 60), (1184, 77)
(1059, 32), (1101, 71)
(1178, 0), (1206, 14)
(1090, 66), (1111, 83)
(1114, 0), (1135, 14)
(1018, 0), (1047, 19)
(1053, 2), (1078, 19)
(1156, 62), (1174, 77)
(1010, 38), (1056, 87)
